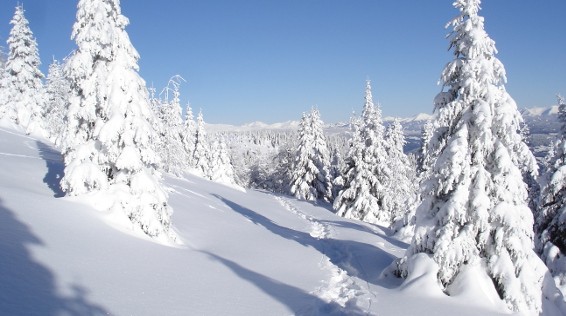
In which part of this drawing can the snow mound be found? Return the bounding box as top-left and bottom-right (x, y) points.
(447, 261), (508, 310)
(399, 253), (445, 297)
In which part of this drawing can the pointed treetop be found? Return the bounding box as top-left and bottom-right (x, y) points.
(8, 4), (40, 66)
(160, 75), (186, 102)
(185, 102), (194, 120)
(364, 79), (374, 112)
(72, 0), (134, 67)
(447, 0), (498, 64)
(453, 0), (481, 16)
(557, 94), (566, 136)
(12, 4), (24, 23)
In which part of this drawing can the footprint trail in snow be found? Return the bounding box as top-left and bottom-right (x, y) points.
(274, 196), (376, 314)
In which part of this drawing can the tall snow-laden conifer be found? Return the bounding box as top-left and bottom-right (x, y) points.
(329, 147), (343, 199)
(310, 108), (333, 201)
(289, 108), (332, 202)
(0, 46), (6, 103)
(398, 1), (546, 313)
(61, 0), (176, 243)
(417, 119), (435, 174)
(45, 59), (70, 146)
(537, 95), (566, 292)
(334, 81), (391, 224)
(0, 46), (5, 70)
(181, 103), (196, 167)
(384, 119), (418, 227)
(193, 110), (210, 176)
(156, 76), (186, 176)
(333, 114), (362, 211)
(290, 112), (317, 200)
(209, 137), (237, 185)
(0, 5), (45, 134)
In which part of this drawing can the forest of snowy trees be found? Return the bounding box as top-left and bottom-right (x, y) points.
(0, 0), (565, 314)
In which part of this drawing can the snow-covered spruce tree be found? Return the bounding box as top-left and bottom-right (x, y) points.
(521, 123), (541, 215)
(272, 143), (294, 193)
(155, 76), (186, 176)
(208, 137), (237, 185)
(397, 1), (546, 313)
(289, 108), (332, 202)
(333, 80), (391, 224)
(44, 59), (70, 146)
(332, 114), (361, 211)
(537, 95), (566, 292)
(192, 110), (210, 176)
(310, 108), (333, 201)
(0, 5), (45, 134)
(61, 0), (175, 242)
(181, 103), (196, 168)
(385, 119), (418, 231)
(417, 119), (435, 174)
(290, 112), (317, 200)
(0, 45), (5, 68)
(329, 146), (343, 200)
(0, 46), (5, 94)
(244, 131), (296, 192)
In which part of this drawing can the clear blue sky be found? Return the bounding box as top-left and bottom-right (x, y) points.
(1, 1), (565, 125)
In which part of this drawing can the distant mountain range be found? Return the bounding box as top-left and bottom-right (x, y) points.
(208, 105), (559, 132)
(519, 106), (560, 160)
(207, 112), (434, 133)
(208, 106), (561, 158)
(521, 105), (560, 117)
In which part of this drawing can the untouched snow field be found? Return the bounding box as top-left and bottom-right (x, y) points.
(0, 125), (541, 315)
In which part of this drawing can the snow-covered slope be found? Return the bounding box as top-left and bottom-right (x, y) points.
(0, 125), (545, 315)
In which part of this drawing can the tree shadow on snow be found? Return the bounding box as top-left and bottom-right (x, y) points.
(201, 251), (367, 316)
(212, 194), (399, 290)
(36, 141), (65, 198)
(319, 219), (410, 250)
(0, 198), (111, 315)
(290, 199), (409, 250)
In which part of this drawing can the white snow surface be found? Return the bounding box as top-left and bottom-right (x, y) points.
(0, 124), (554, 315)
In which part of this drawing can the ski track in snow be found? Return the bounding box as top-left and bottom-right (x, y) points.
(274, 196), (376, 314)
(0, 152), (41, 159)
(168, 183), (217, 202)
(0, 127), (37, 140)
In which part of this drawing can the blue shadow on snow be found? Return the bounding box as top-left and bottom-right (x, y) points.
(212, 194), (399, 290)
(201, 250), (366, 316)
(36, 140), (65, 198)
(0, 198), (111, 315)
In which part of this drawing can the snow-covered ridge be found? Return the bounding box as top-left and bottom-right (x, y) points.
(205, 106), (559, 159)
(207, 113), (434, 133)
(206, 120), (300, 132)
(521, 105), (560, 117)
(384, 113), (433, 123)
